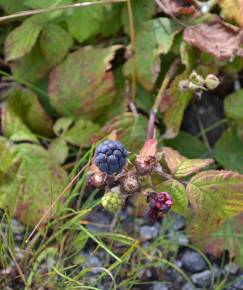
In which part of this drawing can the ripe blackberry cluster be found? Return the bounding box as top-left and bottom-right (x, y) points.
(94, 140), (128, 176)
(145, 191), (173, 221)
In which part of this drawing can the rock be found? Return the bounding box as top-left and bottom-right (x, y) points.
(140, 225), (160, 241)
(232, 274), (243, 290)
(191, 270), (212, 288)
(152, 283), (169, 290)
(225, 262), (239, 275)
(11, 219), (25, 235)
(85, 254), (102, 274)
(171, 214), (185, 231)
(167, 231), (189, 245)
(86, 210), (112, 232)
(138, 269), (152, 280)
(181, 250), (207, 273)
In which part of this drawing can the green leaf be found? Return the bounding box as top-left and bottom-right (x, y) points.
(214, 128), (243, 173)
(102, 113), (149, 153)
(99, 5), (122, 37)
(0, 137), (20, 175)
(156, 179), (189, 217)
(163, 147), (213, 178)
(2, 86), (53, 139)
(63, 119), (101, 147)
(48, 138), (69, 165)
(162, 70), (193, 139)
(48, 45), (121, 119)
(40, 25), (73, 66)
(0, 142), (67, 226)
(121, 0), (155, 33)
(123, 18), (180, 91)
(53, 118), (73, 136)
(186, 170), (243, 242)
(66, 0), (106, 43)
(5, 20), (42, 61)
(165, 131), (208, 159)
(224, 89), (243, 121)
(24, 0), (70, 9)
(11, 43), (51, 83)
(0, 0), (27, 13)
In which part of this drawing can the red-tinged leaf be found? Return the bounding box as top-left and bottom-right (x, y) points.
(205, 213), (243, 266)
(161, 70), (193, 139)
(0, 141), (67, 226)
(158, 0), (198, 16)
(186, 170), (243, 243)
(183, 18), (243, 61)
(162, 147), (213, 178)
(48, 45), (122, 119)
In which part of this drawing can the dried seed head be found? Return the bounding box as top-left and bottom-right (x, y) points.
(120, 172), (140, 194)
(88, 172), (106, 188)
(135, 139), (157, 175)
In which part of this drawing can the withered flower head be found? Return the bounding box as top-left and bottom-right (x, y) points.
(135, 139), (157, 175)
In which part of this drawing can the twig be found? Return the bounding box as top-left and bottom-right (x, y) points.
(126, 0), (137, 102)
(154, 0), (189, 28)
(147, 59), (180, 139)
(0, 0), (127, 23)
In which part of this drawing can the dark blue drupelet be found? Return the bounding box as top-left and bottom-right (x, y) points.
(94, 140), (128, 175)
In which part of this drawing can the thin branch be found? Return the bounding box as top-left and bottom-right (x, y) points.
(147, 59), (180, 139)
(0, 0), (127, 23)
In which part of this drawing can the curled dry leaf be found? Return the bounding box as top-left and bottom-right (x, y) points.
(135, 138), (157, 175)
(88, 163), (106, 188)
(184, 18), (243, 61)
(158, 0), (198, 16)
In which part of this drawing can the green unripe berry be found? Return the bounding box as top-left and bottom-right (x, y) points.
(101, 192), (122, 213)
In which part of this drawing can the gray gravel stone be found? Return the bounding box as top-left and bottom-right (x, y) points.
(86, 210), (112, 232)
(232, 274), (243, 289)
(152, 283), (169, 290)
(171, 214), (185, 231)
(181, 250), (207, 273)
(85, 254), (102, 274)
(224, 262), (239, 275)
(140, 225), (160, 241)
(11, 219), (25, 235)
(167, 231), (189, 245)
(191, 270), (212, 288)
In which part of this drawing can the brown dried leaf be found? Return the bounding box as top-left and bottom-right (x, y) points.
(158, 0), (198, 16)
(163, 147), (213, 178)
(218, 0), (243, 27)
(139, 139), (158, 160)
(135, 139), (158, 175)
(184, 18), (243, 61)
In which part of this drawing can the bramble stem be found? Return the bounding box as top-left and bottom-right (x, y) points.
(147, 59), (180, 139)
(0, 0), (127, 22)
